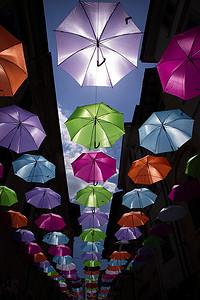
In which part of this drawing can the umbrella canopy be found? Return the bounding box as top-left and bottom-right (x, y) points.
(157, 25), (200, 100)
(56, 263), (76, 271)
(84, 260), (101, 267)
(11, 229), (35, 242)
(35, 213), (66, 231)
(168, 181), (200, 202)
(0, 163), (3, 178)
(48, 245), (72, 256)
(12, 154), (55, 183)
(0, 25), (28, 96)
(79, 228), (106, 242)
(28, 252), (47, 262)
(53, 255), (73, 264)
(110, 251), (131, 260)
(76, 185), (112, 208)
(185, 153), (200, 178)
(25, 187), (61, 209)
(122, 188), (157, 209)
(133, 254), (150, 262)
(41, 266), (55, 274)
(128, 155), (172, 185)
(84, 270), (100, 276)
(149, 223), (173, 236)
(157, 205), (187, 222)
(65, 102), (125, 149)
(81, 252), (102, 260)
(114, 226), (142, 240)
(86, 283), (98, 289)
(107, 265), (124, 271)
(108, 259), (127, 266)
(71, 152), (116, 183)
(142, 236), (165, 248)
(21, 242), (42, 254)
(81, 242), (104, 253)
(55, 1), (142, 87)
(139, 109), (194, 154)
(0, 186), (18, 206)
(118, 211), (149, 228)
(34, 260), (51, 268)
(0, 105), (46, 153)
(42, 231), (69, 245)
(0, 210), (27, 228)
(137, 247), (157, 256)
(78, 210), (109, 227)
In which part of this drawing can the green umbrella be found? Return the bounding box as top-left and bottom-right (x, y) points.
(0, 186), (18, 206)
(76, 185), (112, 207)
(65, 102), (125, 149)
(83, 260), (101, 267)
(185, 153), (200, 178)
(79, 228), (106, 242)
(47, 270), (58, 277)
(142, 236), (164, 248)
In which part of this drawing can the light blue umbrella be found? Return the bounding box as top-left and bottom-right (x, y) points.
(81, 242), (104, 253)
(42, 231), (69, 245)
(53, 276), (65, 281)
(41, 266), (55, 273)
(12, 154), (55, 183)
(108, 259), (127, 266)
(139, 109), (194, 154)
(122, 188), (157, 209)
(53, 255), (74, 264)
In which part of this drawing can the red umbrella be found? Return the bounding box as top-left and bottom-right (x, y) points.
(110, 251), (131, 260)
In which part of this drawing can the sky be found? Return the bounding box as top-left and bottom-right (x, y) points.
(43, 0), (153, 282)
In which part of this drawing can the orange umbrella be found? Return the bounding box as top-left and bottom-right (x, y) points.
(0, 210), (28, 228)
(73, 291), (83, 295)
(84, 270), (99, 275)
(0, 25), (28, 96)
(107, 265), (124, 271)
(51, 274), (60, 278)
(28, 252), (47, 262)
(118, 211), (149, 228)
(110, 251), (131, 260)
(128, 155), (172, 185)
(100, 289), (109, 294)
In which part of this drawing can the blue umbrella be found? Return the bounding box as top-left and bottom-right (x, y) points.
(53, 255), (74, 264)
(12, 154), (55, 183)
(108, 259), (127, 266)
(81, 242), (104, 253)
(41, 266), (55, 273)
(53, 276), (65, 281)
(122, 188), (157, 209)
(42, 231), (69, 245)
(139, 109), (194, 154)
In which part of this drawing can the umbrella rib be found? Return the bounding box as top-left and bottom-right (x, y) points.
(99, 3), (120, 41)
(82, 47), (97, 86)
(79, 2), (97, 40)
(0, 56), (27, 74)
(58, 44), (95, 66)
(100, 32), (142, 43)
(54, 29), (95, 44)
(0, 63), (13, 93)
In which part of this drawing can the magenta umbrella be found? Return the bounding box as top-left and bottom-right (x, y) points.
(78, 210), (109, 227)
(157, 25), (200, 100)
(21, 242), (42, 254)
(35, 213), (66, 231)
(25, 187), (61, 209)
(48, 245), (72, 256)
(0, 105), (46, 153)
(114, 227), (142, 241)
(149, 223), (173, 236)
(168, 181), (200, 202)
(71, 152), (116, 184)
(0, 163), (3, 177)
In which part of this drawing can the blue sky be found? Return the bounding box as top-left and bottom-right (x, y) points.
(43, 0), (153, 281)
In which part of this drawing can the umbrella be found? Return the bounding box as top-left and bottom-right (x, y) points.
(65, 102), (125, 149)
(133, 254), (150, 262)
(56, 263), (76, 271)
(11, 229), (35, 242)
(34, 260), (51, 268)
(61, 269), (77, 275)
(0, 210), (27, 228)
(157, 205), (187, 222)
(185, 153), (200, 177)
(81, 242), (104, 253)
(28, 252), (47, 263)
(86, 283), (98, 289)
(107, 265), (124, 271)
(0, 25), (28, 96)
(84, 266), (100, 271)
(81, 252), (102, 260)
(48, 245), (72, 256)
(72, 152), (116, 184)
(118, 211), (149, 228)
(149, 223), (173, 236)
(128, 155), (172, 185)
(79, 228), (106, 242)
(108, 259), (127, 266)
(12, 154), (55, 183)
(0, 163), (3, 178)
(122, 188), (157, 209)
(0, 186), (18, 206)
(35, 213), (66, 231)
(114, 226), (142, 240)
(139, 109), (194, 154)
(76, 185), (112, 208)
(137, 247), (157, 256)
(53, 256), (74, 264)
(105, 270), (121, 275)
(25, 187), (61, 209)
(41, 266), (55, 274)
(42, 231), (69, 245)
(168, 181), (200, 202)
(84, 270), (100, 276)
(78, 210), (109, 227)
(84, 260), (101, 267)
(21, 242), (42, 254)
(0, 105), (46, 153)
(156, 25), (200, 100)
(142, 236), (165, 248)
(55, 1), (142, 87)
(110, 251), (131, 260)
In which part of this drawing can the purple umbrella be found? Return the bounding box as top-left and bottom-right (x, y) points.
(25, 187), (61, 209)
(81, 252), (102, 260)
(0, 105), (46, 153)
(35, 213), (66, 231)
(21, 242), (42, 254)
(114, 227), (142, 241)
(133, 254), (150, 262)
(10, 229), (35, 242)
(168, 181), (200, 202)
(149, 223), (173, 236)
(55, 1), (142, 87)
(78, 210), (108, 227)
(34, 260), (51, 268)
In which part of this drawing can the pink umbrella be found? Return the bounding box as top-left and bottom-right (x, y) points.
(168, 181), (200, 202)
(0, 163), (3, 177)
(48, 245), (72, 256)
(35, 213), (66, 231)
(157, 25), (200, 100)
(21, 242), (42, 254)
(71, 152), (116, 184)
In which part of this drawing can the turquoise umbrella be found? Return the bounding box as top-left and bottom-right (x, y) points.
(42, 231), (69, 245)
(122, 188), (157, 209)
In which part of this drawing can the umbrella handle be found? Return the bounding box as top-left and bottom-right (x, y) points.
(93, 181), (98, 186)
(94, 141), (100, 149)
(125, 16), (132, 24)
(97, 58), (106, 67)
